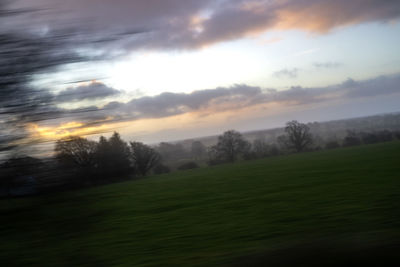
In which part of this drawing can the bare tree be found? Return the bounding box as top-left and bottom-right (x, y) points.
(129, 142), (160, 176)
(55, 136), (97, 167)
(212, 130), (250, 162)
(281, 120), (313, 152)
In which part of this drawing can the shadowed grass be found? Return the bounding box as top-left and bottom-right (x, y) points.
(1, 142), (400, 266)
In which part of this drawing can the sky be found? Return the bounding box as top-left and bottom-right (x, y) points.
(2, 0), (400, 149)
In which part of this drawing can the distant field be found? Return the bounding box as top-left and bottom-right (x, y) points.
(1, 142), (400, 266)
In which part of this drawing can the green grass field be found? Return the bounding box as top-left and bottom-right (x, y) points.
(1, 142), (400, 266)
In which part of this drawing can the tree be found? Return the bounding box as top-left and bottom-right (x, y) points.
(153, 164), (170, 175)
(156, 142), (187, 162)
(0, 156), (43, 196)
(212, 130), (250, 162)
(92, 133), (132, 179)
(178, 161), (198, 170)
(325, 140), (340, 149)
(55, 136), (97, 167)
(103, 132), (132, 176)
(191, 141), (206, 160)
(280, 120), (313, 152)
(361, 132), (379, 144)
(252, 139), (270, 158)
(342, 131), (361, 147)
(129, 142), (160, 176)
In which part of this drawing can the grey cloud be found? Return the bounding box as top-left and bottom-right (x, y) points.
(313, 62), (342, 69)
(104, 85), (262, 119)
(55, 82), (121, 102)
(344, 75), (400, 98)
(193, 3), (277, 47)
(92, 73), (400, 123)
(11, 0), (400, 50)
(273, 68), (299, 79)
(22, 72), (399, 148)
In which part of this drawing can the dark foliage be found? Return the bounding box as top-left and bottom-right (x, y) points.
(191, 141), (206, 159)
(96, 132), (132, 178)
(156, 142), (188, 162)
(211, 130), (251, 163)
(178, 161), (199, 170)
(129, 141), (161, 176)
(55, 136), (97, 168)
(325, 141), (340, 149)
(153, 164), (171, 175)
(376, 130), (394, 142)
(280, 120), (313, 152)
(54, 136), (98, 185)
(252, 139), (270, 158)
(0, 156), (43, 196)
(343, 131), (362, 147)
(361, 132), (380, 144)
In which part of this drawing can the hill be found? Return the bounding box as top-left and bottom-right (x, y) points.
(177, 112), (400, 148)
(1, 142), (400, 266)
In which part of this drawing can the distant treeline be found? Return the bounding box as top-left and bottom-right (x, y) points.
(1, 117), (400, 197)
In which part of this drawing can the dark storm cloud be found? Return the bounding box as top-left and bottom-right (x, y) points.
(55, 82), (121, 102)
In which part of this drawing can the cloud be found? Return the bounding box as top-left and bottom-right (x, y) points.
(103, 84), (263, 119)
(83, 73), (400, 124)
(273, 68), (299, 78)
(313, 62), (343, 69)
(344, 75), (400, 98)
(10, 0), (400, 50)
(55, 81), (121, 102)
(22, 72), (400, 148)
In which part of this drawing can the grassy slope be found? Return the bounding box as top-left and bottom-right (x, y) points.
(1, 142), (400, 266)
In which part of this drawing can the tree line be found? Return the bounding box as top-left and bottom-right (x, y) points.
(55, 132), (162, 184)
(208, 120), (400, 164)
(1, 120), (400, 197)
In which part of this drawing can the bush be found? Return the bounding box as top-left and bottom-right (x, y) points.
(211, 130), (251, 162)
(269, 144), (280, 156)
(178, 161), (199, 170)
(361, 133), (379, 144)
(376, 130), (393, 142)
(207, 158), (225, 166)
(394, 131), (400, 140)
(130, 141), (160, 176)
(325, 141), (340, 149)
(153, 164), (171, 174)
(343, 136), (362, 147)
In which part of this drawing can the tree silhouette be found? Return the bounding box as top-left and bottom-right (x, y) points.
(55, 136), (97, 167)
(212, 130), (250, 162)
(252, 139), (270, 157)
(129, 141), (160, 176)
(105, 132), (132, 176)
(281, 120), (313, 152)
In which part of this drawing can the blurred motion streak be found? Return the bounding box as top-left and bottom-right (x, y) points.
(0, 1), (145, 159)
